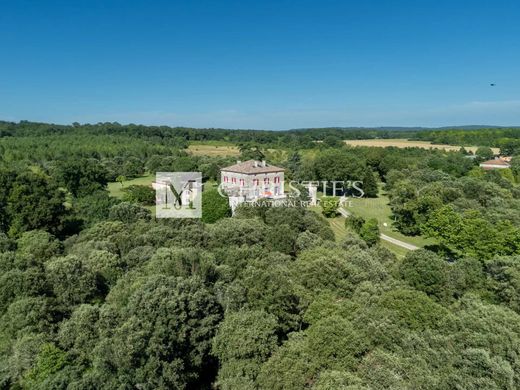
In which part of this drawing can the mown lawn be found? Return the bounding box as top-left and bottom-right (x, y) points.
(311, 206), (409, 258)
(107, 174), (156, 198)
(345, 192), (435, 248)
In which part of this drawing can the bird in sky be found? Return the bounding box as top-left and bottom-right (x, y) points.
(490, 83), (496, 86)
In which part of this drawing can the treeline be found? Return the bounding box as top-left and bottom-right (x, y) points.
(5, 120), (520, 151)
(412, 127), (520, 155)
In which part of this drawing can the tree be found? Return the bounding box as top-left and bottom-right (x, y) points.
(321, 197), (339, 218)
(45, 255), (99, 305)
(54, 158), (109, 197)
(201, 189), (231, 223)
(91, 276), (222, 389)
(345, 214), (365, 233)
(108, 202), (151, 224)
(399, 250), (453, 302)
(74, 190), (119, 226)
(475, 147), (495, 162)
(362, 167), (378, 198)
(212, 310), (278, 388)
(6, 172), (68, 237)
(121, 184), (155, 205)
(511, 156), (520, 180)
(323, 135), (343, 148)
(239, 144), (265, 161)
(116, 175), (126, 187)
(359, 218), (380, 246)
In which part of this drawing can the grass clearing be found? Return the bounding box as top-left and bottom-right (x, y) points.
(107, 174), (155, 199)
(344, 138), (499, 154)
(346, 193), (435, 247)
(310, 205), (409, 258)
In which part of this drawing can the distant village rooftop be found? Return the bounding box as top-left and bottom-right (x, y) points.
(221, 159), (285, 174)
(479, 157), (511, 170)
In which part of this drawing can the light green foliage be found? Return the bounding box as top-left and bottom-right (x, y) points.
(45, 255), (99, 305)
(23, 343), (68, 389)
(15, 230), (61, 264)
(359, 218), (380, 246)
(321, 196), (339, 218)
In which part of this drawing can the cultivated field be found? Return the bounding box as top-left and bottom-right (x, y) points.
(344, 138), (500, 154)
(188, 142), (240, 157)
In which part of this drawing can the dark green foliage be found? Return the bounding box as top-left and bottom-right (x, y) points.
(93, 275), (222, 389)
(399, 250), (453, 302)
(362, 167), (378, 197)
(201, 189), (231, 223)
(74, 190), (119, 226)
(345, 214), (365, 233)
(121, 184), (155, 205)
(108, 202), (152, 224)
(5, 171), (68, 237)
(475, 146), (495, 161)
(239, 144), (265, 161)
(212, 310), (278, 388)
(54, 158), (109, 197)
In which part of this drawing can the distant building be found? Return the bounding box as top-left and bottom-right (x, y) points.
(220, 160), (285, 209)
(479, 157), (511, 170)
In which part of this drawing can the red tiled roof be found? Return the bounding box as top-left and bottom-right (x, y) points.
(479, 159), (510, 166)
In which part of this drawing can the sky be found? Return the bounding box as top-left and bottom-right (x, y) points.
(1, 0), (519, 130)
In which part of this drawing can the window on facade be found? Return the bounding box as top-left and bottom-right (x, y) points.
(232, 177), (236, 184)
(224, 176), (228, 183)
(239, 179), (244, 186)
(264, 178), (269, 184)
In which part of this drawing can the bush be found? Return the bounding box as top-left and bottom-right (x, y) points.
(321, 197), (339, 218)
(201, 189), (231, 223)
(359, 218), (380, 246)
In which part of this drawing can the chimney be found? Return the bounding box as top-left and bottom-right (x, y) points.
(261, 160), (266, 167)
(254, 161), (258, 168)
(237, 160), (241, 164)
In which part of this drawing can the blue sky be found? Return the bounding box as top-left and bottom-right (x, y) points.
(1, 0), (519, 129)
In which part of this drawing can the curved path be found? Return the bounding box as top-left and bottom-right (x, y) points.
(338, 207), (419, 251)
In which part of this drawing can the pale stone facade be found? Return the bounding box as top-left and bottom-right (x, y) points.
(220, 160), (285, 203)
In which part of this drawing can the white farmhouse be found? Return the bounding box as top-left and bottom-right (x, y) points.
(220, 160), (285, 208)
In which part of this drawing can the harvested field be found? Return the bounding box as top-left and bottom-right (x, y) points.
(188, 144), (240, 157)
(344, 139), (499, 154)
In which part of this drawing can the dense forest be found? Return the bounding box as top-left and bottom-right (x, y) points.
(1, 121), (520, 389)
